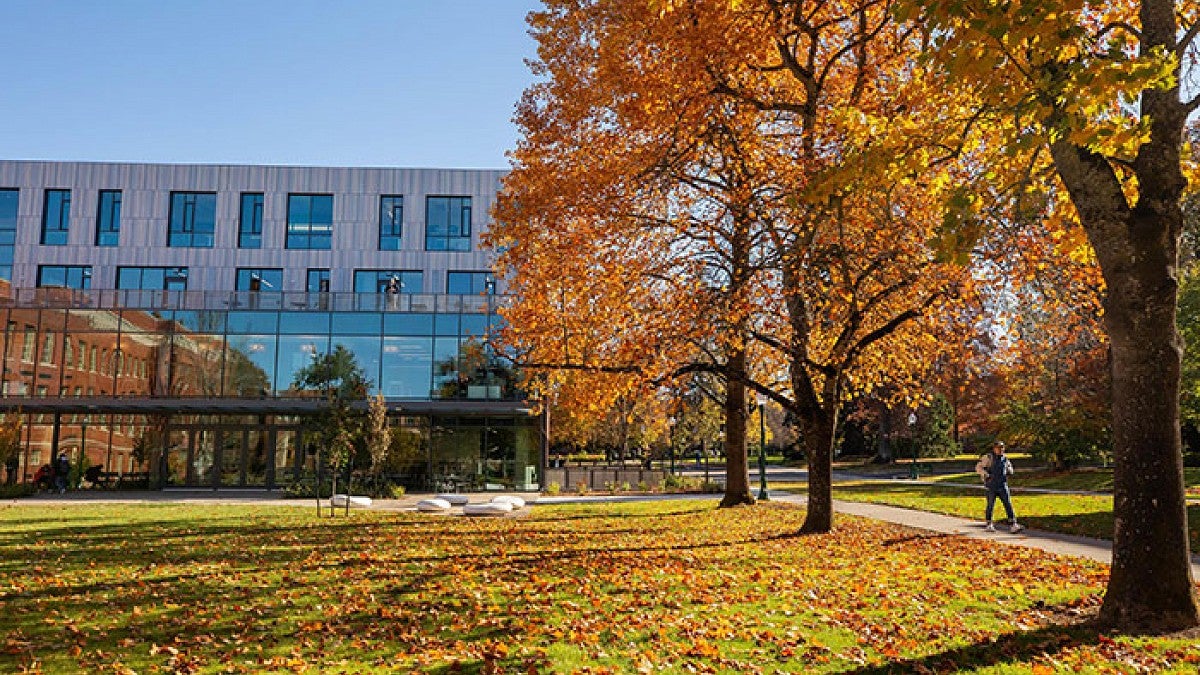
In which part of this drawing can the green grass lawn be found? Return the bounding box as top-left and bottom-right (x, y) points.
(2, 501), (1199, 673)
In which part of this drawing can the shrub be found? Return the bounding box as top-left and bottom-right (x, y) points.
(621, 481), (632, 492)
(283, 477), (333, 499)
(574, 480), (589, 495)
(0, 484), (35, 498)
(544, 481), (561, 496)
(662, 474), (685, 491)
(915, 395), (961, 458)
(1000, 400), (1111, 469)
(637, 480), (649, 492)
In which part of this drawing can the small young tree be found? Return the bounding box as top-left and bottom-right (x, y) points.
(292, 345), (370, 516)
(0, 412), (23, 484)
(365, 393), (391, 491)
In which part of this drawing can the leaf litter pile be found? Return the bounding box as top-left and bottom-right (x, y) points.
(1, 500), (1197, 673)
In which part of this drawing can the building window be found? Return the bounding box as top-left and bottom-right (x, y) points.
(41, 189), (71, 246)
(353, 270), (423, 294)
(77, 340), (86, 369)
(239, 193), (264, 249)
(95, 190), (122, 247)
(37, 265), (92, 290)
(306, 269), (330, 293)
(22, 326), (35, 362)
(286, 194), (332, 249)
(447, 271), (495, 295)
(425, 196), (471, 251)
(40, 332), (55, 365)
(117, 266), (189, 290)
(0, 189), (18, 281)
(236, 268), (283, 292)
(64, 339), (73, 367)
(168, 192), (216, 247)
(379, 195), (403, 250)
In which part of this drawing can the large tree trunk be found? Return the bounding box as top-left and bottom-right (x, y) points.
(799, 412), (835, 532)
(720, 349), (755, 507)
(1045, 0), (1199, 629)
(1100, 252), (1198, 630)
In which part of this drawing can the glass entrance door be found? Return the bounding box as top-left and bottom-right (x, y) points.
(219, 429), (243, 486)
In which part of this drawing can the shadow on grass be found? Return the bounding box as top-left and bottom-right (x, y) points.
(845, 617), (1105, 674)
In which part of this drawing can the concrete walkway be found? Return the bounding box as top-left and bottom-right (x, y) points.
(767, 491), (1200, 578)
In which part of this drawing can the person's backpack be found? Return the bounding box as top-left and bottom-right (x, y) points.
(974, 452), (992, 483)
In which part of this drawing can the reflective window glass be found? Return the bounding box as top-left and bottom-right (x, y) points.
(353, 270), (422, 294)
(331, 312), (382, 335)
(383, 313), (433, 335)
(286, 194), (333, 249)
(235, 268), (283, 292)
(117, 266), (189, 290)
(238, 193), (264, 249)
(276, 335), (331, 392)
(331, 336), (381, 393)
(379, 195), (403, 250)
(382, 337), (433, 398)
(167, 192), (216, 247)
(447, 271), (494, 295)
(280, 311), (330, 334)
(41, 189), (71, 246)
(225, 334), (276, 395)
(306, 269), (330, 293)
(37, 265), (92, 289)
(227, 311), (279, 334)
(95, 190), (122, 247)
(425, 196), (471, 251)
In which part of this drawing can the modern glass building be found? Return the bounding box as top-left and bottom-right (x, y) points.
(0, 160), (542, 491)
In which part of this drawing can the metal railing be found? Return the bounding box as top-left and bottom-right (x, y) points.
(6, 287), (503, 314)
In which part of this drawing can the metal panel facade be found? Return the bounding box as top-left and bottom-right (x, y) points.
(0, 160), (505, 293)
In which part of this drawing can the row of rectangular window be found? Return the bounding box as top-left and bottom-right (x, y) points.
(0, 188), (472, 251)
(37, 265), (494, 295)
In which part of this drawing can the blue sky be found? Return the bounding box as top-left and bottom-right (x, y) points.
(0, 1), (540, 169)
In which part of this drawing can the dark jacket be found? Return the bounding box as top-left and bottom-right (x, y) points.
(978, 452), (1013, 489)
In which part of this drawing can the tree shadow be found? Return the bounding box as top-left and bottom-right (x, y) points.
(844, 615), (1105, 674)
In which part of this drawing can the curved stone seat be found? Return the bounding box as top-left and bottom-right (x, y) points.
(435, 493), (470, 506)
(490, 495), (526, 509)
(463, 501), (514, 517)
(416, 498), (452, 513)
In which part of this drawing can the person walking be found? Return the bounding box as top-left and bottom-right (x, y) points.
(54, 451), (70, 494)
(975, 441), (1024, 533)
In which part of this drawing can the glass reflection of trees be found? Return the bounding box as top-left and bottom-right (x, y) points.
(434, 339), (515, 400)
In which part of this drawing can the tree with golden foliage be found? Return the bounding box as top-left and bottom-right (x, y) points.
(907, 0), (1199, 632)
(494, 0), (978, 523)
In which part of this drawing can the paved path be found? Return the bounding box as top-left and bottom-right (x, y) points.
(767, 491), (1200, 578)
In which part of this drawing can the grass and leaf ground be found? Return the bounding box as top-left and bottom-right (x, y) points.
(2, 501), (1200, 673)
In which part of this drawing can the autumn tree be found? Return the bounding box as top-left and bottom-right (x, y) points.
(497, 0), (977, 523)
(911, 0), (1200, 631)
(493, 4), (788, 506)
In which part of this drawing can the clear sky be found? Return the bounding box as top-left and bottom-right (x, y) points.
(0, 1), (540, 169)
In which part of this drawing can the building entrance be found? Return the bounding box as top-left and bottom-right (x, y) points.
(163, 417), (304, 489)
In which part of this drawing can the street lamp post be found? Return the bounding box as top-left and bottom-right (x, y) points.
(908, 412), (918, 479)
(757, 393), (769, 501)
(667, 416), (675, 475)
